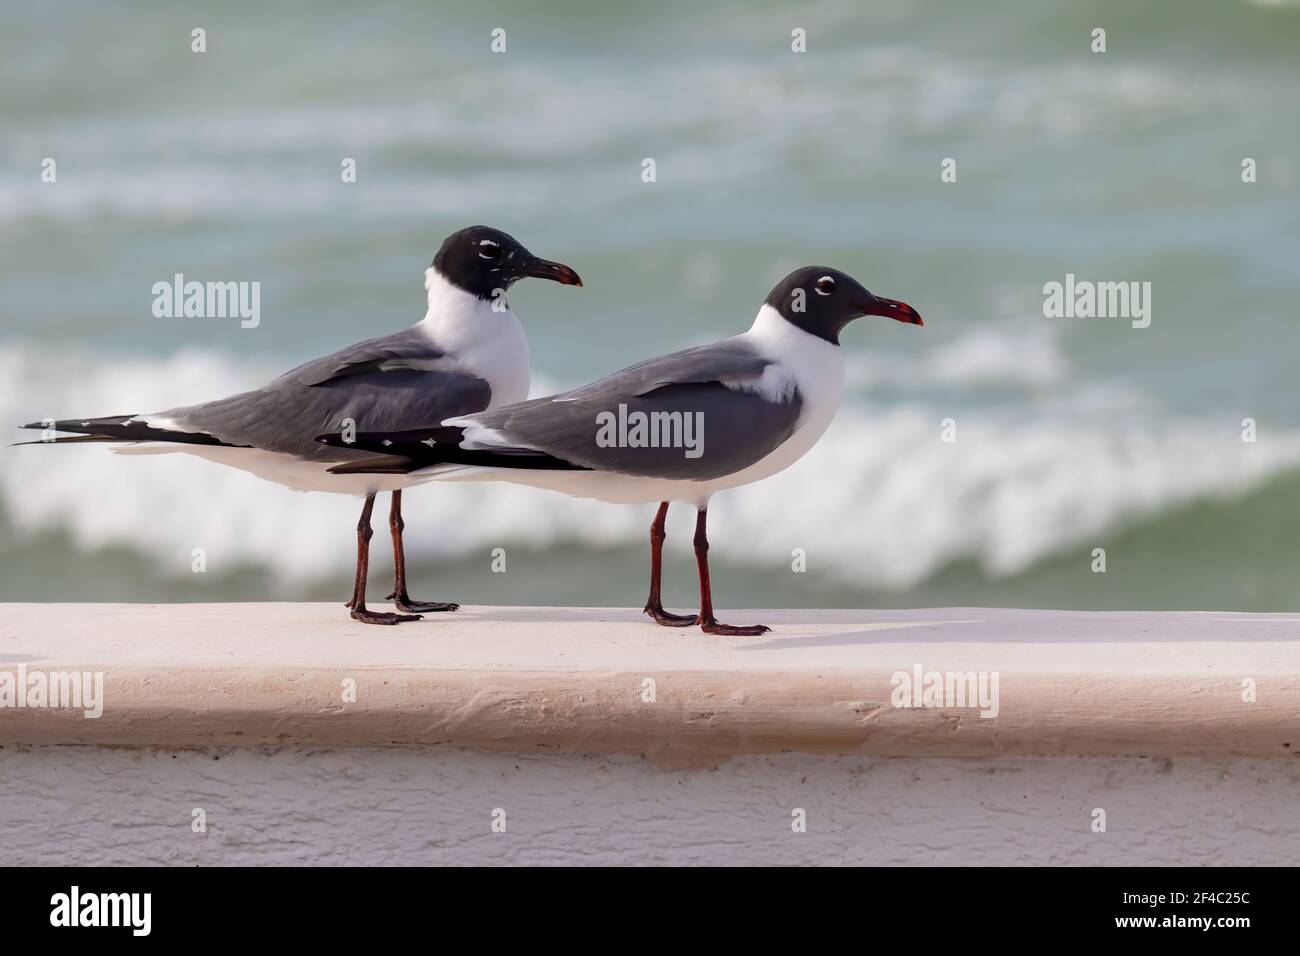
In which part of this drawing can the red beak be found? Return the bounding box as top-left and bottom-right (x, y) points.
(864, 295), (923, 326)
(523, 256), (583, 287)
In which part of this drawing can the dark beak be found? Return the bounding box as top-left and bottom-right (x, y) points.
(863, 295), (923, 326)
(522, 256), (583, 287)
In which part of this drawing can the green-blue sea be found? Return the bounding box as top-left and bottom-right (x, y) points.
(3, 0), (1299, 610)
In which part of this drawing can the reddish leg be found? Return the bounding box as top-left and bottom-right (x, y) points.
(642, 501), (696, 627)
(385, 490), (459, 613)
(692, 508), (769, 636)
(346, 493), (421, 625)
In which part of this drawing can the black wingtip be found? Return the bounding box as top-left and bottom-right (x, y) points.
(315, 432), (371, 450)
(327, 456), (416, 475)
(10, 435), (116, 447)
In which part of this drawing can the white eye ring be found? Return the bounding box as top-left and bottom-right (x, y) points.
(478, 239), (501, 260)
(814, 276), (835, 296)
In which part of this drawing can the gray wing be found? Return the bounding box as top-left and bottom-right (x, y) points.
(557, 337), (774, 402)
(270, 326), (450, 387)
(164, 328), (492, 462)
(452, 338), (802, 481)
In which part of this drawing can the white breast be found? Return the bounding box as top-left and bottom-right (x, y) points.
(417, 268), (531, 407)
(682, 304), (846, 496)
(739, 304), (845, 434)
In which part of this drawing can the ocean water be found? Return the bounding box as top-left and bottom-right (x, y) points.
(2, 0), (1299, 610)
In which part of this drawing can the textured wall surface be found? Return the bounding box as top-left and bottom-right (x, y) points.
(2, 746), (1297, 866)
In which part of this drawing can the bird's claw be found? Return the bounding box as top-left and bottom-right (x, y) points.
(643, 604), (698, 627)
(350, 608), (423, 625)
(699, 619), (771, 637)
(387, 591), (459, 613)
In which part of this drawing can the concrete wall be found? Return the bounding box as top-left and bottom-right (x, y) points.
(3, 603), (1299, 866)
(3, 747), (1298, 866)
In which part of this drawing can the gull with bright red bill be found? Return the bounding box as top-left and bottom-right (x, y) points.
(320, 266), (923, 635)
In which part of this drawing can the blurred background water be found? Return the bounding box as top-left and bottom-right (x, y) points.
(2, 0), (1299, 610)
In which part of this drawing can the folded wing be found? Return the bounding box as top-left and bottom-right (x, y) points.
(21, 328), (493, 463)
(323, 338), (804, 481)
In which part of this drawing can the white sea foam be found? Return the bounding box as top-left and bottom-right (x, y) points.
(4, 341), (1298, 589)
(847, 316), (1068, 392)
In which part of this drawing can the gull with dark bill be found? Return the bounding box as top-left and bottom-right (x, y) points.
(17, 226), (582, 625)
(319, 266), (922, 635)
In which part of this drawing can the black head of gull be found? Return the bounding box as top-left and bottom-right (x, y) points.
(432, 225), (582, 300)
(764, 266), (923, 345)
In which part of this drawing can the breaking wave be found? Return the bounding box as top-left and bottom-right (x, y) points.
(4, 340), (1297, 591)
